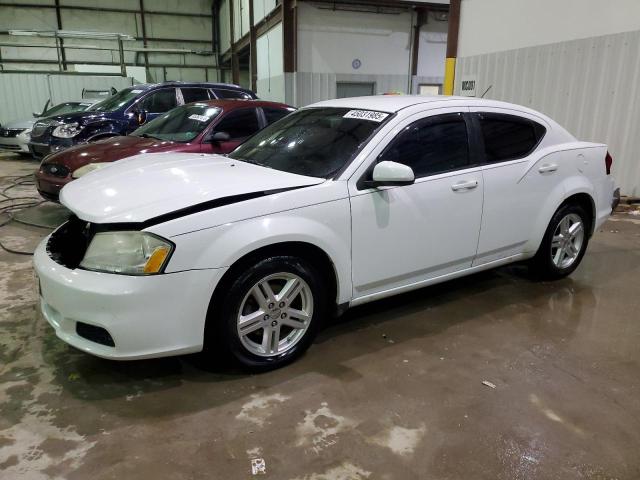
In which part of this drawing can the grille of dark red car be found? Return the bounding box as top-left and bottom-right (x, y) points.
(0, 128), (24, 138)
(42, 163), (70, 178)
(46, 216), (95, 269)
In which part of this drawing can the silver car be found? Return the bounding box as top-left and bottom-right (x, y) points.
(0, 100), (99, 155)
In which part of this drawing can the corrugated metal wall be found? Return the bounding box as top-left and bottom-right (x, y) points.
(0, 73), (133, 124)
(0, 0), (218, 83)
(455, 30), (640, 196)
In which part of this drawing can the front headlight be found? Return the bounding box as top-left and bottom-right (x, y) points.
(18, 128), (32, 139)
(80, 232), (173, 275)
(72, 162), (109, 178)
(52, 123), (82, 138)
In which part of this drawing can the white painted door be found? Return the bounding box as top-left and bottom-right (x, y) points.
(349, 109), (484, 300)
(469, 109), (564, 265)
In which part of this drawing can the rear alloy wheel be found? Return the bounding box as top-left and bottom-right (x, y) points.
(210, 255), (326, 370)
(530, 203), (590, 280)
(550, 213), (585, 269)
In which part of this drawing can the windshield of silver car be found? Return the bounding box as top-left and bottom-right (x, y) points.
(228, 107), (391, 178)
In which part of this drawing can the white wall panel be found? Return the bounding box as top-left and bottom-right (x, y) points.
(0, 73), (133, 124)
(459, 0), (640, 58)
(297, 2), (412, 76)
(256, 23), (284, 102)
(253, 0), (278, 25)
(456, 30), (640, 195)
(416, 11), (447, 80)
(219, 0), (231, 53)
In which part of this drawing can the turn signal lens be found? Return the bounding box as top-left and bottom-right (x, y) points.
(143, 246), (171, 274)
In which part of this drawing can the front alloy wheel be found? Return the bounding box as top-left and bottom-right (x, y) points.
(237, 273), (314, 357)
(208, 255), (326, 370)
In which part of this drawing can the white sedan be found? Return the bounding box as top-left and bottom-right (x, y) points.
(34, 95), (617, 370)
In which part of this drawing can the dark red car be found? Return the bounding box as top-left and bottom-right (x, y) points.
(35, 99), (294, 202)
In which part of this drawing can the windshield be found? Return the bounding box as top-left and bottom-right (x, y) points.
(228, 107), (390, 178)
(132, 104), (221, 142)
(42, 102), (93, 117)
(88, 87), (142, 112)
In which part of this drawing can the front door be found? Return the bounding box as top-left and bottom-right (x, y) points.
(201, 107), (262, 154)
(349, 109), (484, 300)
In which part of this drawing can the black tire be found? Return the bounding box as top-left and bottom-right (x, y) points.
(529, 203), (591, 280)
(205, 255), (327, 371)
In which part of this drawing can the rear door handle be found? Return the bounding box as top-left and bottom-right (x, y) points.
(451, 180), (479, 191)
(538, 163), (558, 173)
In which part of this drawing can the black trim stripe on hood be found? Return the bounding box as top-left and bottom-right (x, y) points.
(86, 185), (309, 232)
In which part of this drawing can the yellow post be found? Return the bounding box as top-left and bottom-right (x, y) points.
(443, 57), (456, 96)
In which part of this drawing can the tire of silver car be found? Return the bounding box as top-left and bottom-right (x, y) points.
(208, 255), (326, 371)
(530, 203), (590, 280)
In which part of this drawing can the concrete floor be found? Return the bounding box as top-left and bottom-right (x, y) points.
(1, 153), (640, 480)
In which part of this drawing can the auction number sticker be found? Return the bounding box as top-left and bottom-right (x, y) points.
(343, 110), (389, 122)
(188, 114), (210, 122)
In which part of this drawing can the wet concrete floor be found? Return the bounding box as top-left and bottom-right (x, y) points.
(1, 153), (639, 479)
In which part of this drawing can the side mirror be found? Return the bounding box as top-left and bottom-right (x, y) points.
(209, 131), (231, 142)
(135, 110), (148, 125)
(365, 161), (415, 187)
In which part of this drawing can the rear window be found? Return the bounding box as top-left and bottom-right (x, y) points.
(181, 88), (211, 103)
(478, 113), (546, 162)
(214, 88), (253, 100)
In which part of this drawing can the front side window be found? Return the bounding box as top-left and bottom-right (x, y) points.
(378, 113), (470, 178)
(478, 113), (546, 162)
(138, 89), (177, 114)
(132, 104), (221, 142)
(181, 88), (211, 104)
(213, 108), (260, 140)
(229, 107), (390, 178)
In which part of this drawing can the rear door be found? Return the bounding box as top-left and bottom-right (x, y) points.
(201, 107), (262, 154)
(470, 109), (559, 265)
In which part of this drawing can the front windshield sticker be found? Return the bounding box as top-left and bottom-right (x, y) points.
(188, 114), (210, 122)
(131, 89), (143, 93)
(343, 110), (389, 122)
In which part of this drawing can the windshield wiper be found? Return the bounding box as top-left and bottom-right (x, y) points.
(139, 133), (162, 140)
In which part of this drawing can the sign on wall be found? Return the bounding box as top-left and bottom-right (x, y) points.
(460, 74), (477, 96)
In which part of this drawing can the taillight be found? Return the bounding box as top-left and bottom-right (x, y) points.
(605, 151), (613, 175)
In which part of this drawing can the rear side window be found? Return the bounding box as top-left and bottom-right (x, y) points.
(214, 88), (253, 99)
(181, 88), (211, 103)
(378, 113), (470, 178)
(263, 107), (293, 125)
(214, 108), (260, 140)
(478, 113), (546, 162)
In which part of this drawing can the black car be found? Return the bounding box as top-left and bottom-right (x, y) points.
(28, 81), (257, 159)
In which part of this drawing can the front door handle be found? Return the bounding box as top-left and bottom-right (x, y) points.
(451, 180), (479, 191)
(538, 163), (558, 173)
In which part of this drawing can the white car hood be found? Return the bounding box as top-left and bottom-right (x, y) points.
(60, 152), (325, 224)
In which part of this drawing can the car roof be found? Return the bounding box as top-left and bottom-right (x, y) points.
(129, 81), (254, 92)
(184, 99), (293, 110)
(307, 95), (540, 115)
